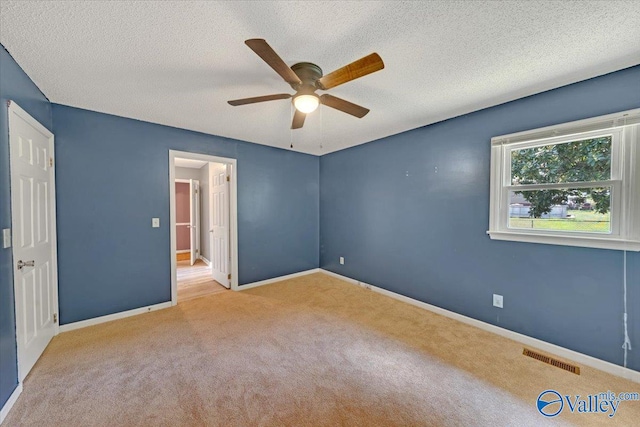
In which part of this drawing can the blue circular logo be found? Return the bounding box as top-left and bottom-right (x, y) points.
(537, 390), (563, 417)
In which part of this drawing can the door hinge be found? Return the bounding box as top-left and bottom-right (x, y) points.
(226, 175), (230, 182)
(49, 157), (53, 167)
(53, 313), (58, 323)
(195, 189), (198, 194)
(227, 273), (231, 280)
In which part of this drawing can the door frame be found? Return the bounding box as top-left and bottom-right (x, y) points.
(169, 150), (238, 304)
(8, 100), (60, 381)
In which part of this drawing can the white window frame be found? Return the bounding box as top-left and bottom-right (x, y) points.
(488, 108), (640, 252)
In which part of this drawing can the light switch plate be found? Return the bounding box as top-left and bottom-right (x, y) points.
(339, 256), (345, 265)
(2, 229), (10, 248)
(493, 294), (503, 308)
(152, 218), (160, 228)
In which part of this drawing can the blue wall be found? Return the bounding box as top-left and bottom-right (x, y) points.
(52, 104), (319, 324)
(0, 47), (53, 408)
(320, 65), (640, 371)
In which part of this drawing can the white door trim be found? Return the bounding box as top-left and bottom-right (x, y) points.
(169, 150), (239, 304)
(8, 100), (60, 382)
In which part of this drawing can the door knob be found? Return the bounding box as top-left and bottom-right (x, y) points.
(17, 260), (35, 270)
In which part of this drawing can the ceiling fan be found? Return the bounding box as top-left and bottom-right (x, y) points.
(228, 39), (384, 129)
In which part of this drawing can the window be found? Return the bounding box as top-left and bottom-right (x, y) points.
(488, 109), (640, 251)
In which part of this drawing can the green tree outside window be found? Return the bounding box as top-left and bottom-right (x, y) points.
(510, 136), (611, 218)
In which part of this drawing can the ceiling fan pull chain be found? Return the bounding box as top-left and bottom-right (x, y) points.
(319, 105), (323, 151)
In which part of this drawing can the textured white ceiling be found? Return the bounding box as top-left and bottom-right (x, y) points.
(1, 1), (639, 155)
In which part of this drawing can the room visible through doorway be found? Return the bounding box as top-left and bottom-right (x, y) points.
(172, 155), (234, 302)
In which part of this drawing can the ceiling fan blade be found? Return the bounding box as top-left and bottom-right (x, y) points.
(320, 94), (369, 118)
(245, 39), (302, 86)
(316, 53), (384, 90)
(291, 109), (306, 129)
(228, 93), (291, 106)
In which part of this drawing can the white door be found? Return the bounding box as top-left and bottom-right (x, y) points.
(189, 179), (199, 265)
(9, 102), (58, 382)
(210, 163), (230, 288)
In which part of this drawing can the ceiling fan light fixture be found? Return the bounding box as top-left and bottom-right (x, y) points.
(293, 94), (319, 114)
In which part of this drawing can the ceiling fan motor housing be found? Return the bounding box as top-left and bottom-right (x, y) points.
(290, 62), (323, 89)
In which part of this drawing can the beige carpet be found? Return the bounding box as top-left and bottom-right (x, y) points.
(3, 273), (638, 426)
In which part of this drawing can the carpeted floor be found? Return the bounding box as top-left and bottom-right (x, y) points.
(2, 273), (638, 426)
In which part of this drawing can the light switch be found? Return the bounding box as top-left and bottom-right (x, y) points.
(493, 294), (503, 309)
(152, 218), (160, 228)
(2, 229), (10, 248)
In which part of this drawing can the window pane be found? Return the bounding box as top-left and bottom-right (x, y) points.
(511, 136), (611, 185)
(508, 187), (611, 233)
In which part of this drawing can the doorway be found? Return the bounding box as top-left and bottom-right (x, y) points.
(169, 150), (238, 305)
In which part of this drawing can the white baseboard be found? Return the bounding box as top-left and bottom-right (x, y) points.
(320, 269), (640, 383)
(176, 250), (190, 254)
(238, 268), (320, 290)
(59, 302), (172, 333)
(0, 382), (22, 424)
(199, 255), (211, 266)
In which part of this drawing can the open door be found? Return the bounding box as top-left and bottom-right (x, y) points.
(9, 101), (58, 381)
(210, 163), (230, 288)
(189, 179), (199, 265)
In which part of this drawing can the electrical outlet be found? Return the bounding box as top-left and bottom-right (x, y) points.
(493, 294), (503, 308)
(339, 256), (344, 265)
(152, 218), (160, 228)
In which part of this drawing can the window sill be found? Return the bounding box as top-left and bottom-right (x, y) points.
(487, 230), (640, 252)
